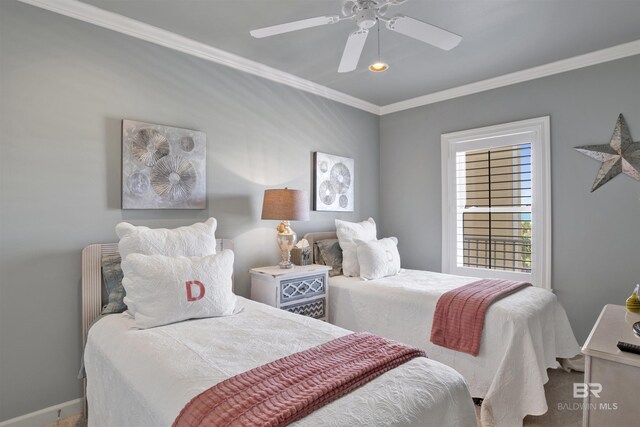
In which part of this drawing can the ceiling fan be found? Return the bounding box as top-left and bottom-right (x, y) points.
(250, 0), (462, 73)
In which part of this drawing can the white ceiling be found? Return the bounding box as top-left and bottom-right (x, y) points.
(69, 1), (640, 107)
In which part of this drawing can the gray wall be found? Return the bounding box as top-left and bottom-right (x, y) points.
(3, 0), (640, 422)
(380, 54), (640, 345)
(0, 2), (379, 421)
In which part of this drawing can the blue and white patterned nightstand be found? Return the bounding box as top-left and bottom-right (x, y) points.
(250, 264), (331, 321)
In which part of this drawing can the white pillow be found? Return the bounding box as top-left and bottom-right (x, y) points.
(355, 237), (401, 280)
(335, 218), (377, 277)
(116, 218), (218, 316)
(121, 250), (236, 329)
(116, 218), (217, 261)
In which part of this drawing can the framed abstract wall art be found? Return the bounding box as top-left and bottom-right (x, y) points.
(313, 152), (354, 212)
(122, 120), (206, 209)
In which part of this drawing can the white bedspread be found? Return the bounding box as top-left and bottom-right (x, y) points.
(329, 270), (580, 427)
(84, 297), (477, 427)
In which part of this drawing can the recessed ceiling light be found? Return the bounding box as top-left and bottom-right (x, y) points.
(369, 62), (389, 72)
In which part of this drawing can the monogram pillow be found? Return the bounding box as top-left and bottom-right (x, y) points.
(121, 250), (236, 329)
(354, 237), (401, 280)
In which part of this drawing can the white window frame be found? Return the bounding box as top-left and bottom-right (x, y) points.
(441, 116), (551, 289)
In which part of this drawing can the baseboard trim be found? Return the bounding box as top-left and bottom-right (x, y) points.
(0, 399), (83, 427)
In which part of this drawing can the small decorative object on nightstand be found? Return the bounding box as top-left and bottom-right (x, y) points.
(291, 239), (312, 266)
(581, 304), (640, 426)
(625, 284), (640, 313)
(250, 264), (331, 321)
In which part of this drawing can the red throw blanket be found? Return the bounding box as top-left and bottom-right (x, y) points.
(430, 279), (531, 356)
(173, 332), (425, 427)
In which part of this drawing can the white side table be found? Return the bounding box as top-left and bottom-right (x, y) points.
(581, 304), (640, 426)
(250, 264), (331, 321)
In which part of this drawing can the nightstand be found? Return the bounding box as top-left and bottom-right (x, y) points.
(581, 304), (640, 426)
(250, 264), (331, 321)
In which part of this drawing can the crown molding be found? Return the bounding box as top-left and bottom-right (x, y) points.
(16, 0), (380, 115)
(16, 0), (640, 117)
(379, 39), (640, 115)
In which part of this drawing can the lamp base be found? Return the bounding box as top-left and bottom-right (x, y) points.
(278, 259), (294, 269)
(276, 221), (297, 269)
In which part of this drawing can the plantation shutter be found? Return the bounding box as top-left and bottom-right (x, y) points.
(442, 117), (551, 288)
(455, 143), (532, 272)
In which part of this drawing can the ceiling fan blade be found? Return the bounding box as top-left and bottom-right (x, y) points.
(386, 15), (462, 50)
(250, 15), (340, 38)
(338, 29), (369, 73)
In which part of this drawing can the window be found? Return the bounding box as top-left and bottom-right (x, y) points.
(441, 117), (551, 289)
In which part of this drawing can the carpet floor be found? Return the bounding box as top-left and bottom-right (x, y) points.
(474, 369), (584, 427)
(521, 369), (583, 427)
(49, 369), (583, 427)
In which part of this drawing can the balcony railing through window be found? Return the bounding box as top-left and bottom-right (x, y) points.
(462, 236), (531, 272)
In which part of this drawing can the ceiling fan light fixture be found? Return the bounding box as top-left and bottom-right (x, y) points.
(368, 17), (389, 73)
(250, 0), (462, 74)
(368, 62), (389, 72)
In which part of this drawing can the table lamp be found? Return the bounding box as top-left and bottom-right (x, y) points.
(261, 188), (310, 269)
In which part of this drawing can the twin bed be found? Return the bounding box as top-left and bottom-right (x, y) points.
(82, 224), (579, 427)
(304, 232), (580, 427)
(82, 241), (477, 427)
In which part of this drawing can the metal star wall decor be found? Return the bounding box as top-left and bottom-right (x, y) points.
(575, 114), (640, 192)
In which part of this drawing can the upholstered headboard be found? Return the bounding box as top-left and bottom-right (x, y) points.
(80, 239), (234, 346)
(302, 232), (337, 263)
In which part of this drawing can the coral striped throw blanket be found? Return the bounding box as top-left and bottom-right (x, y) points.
(173, 332), (425, 427)
(430, 279), (531, 356)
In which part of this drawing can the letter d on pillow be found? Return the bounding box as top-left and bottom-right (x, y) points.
(186, 281), (205, 301)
